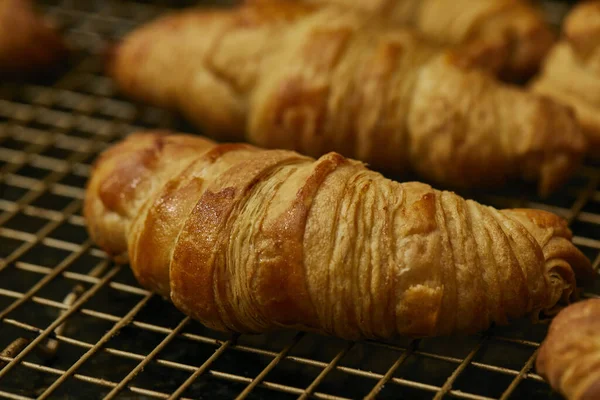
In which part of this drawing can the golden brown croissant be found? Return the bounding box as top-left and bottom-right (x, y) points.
(247, 0), (555, 79)
(0, 0), (68, 76)
(531, 1), (600, 152)
(107, 2), (586, 196)
(537, 299), (600, 400)
(84, 130), (594, 340)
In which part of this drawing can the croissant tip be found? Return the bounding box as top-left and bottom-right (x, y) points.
(536, 175), (558, 199)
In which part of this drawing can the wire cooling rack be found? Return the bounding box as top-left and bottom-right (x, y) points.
(0, 1), (598, 399)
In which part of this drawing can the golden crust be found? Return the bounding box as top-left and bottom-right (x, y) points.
(108, 2), (586, 196)
(416, 0), (554, 79)
(537, 299), (600, 400)
(84, 131), (594, 340)
(564, 1), (600, 62)
(531, 1), (600, 155)
(0, 0), (68, 75)
(249, 0), (555, 79)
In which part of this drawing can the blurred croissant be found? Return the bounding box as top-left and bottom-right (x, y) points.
(531, 1), (600, 153)
(0, 0), (68, 75)
(84, 130), (594, 340)
(537, 299), (600, 400)
(247, 0), (556, 79)
(107, 2), (586, 196)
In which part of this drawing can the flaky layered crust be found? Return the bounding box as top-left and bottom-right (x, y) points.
(84, 131), (593, 340)
(537, 299), (600, 400)
(0, 0), (68, 75)
(531, 1), (600, 153)
(249, 0), (555, 79)
(107, 2), (586, 196)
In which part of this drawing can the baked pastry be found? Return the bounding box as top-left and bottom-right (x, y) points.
(0, 0), (68, 76)
(537, 299), (600, 400)
(84, 130), (594, 340)
(247, 0), (556, 79)
(531, 1), (600, 153)
(107, 2), (586, 196)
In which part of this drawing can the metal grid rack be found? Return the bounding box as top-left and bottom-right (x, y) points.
(0, 1), (598, 399)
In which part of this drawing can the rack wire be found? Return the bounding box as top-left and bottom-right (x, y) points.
(0, 1), (598, 399)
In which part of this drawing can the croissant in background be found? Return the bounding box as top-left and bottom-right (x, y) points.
(0, 0), (68, 76)
(107, 2), (586, 196)
(537, 299), (600, 400)
(84, 131), (594, 340)
(531, 1), (600, 153)
(247, 0), (556, 79)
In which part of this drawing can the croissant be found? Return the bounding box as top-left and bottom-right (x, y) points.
(84, 130), (594, 340)
(531, 1), (600, 153)
(107, 2), (586, 197)
(537, 299), (600, 400)
(0, 0), (68, 76)
(247, 0), (555, 79)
